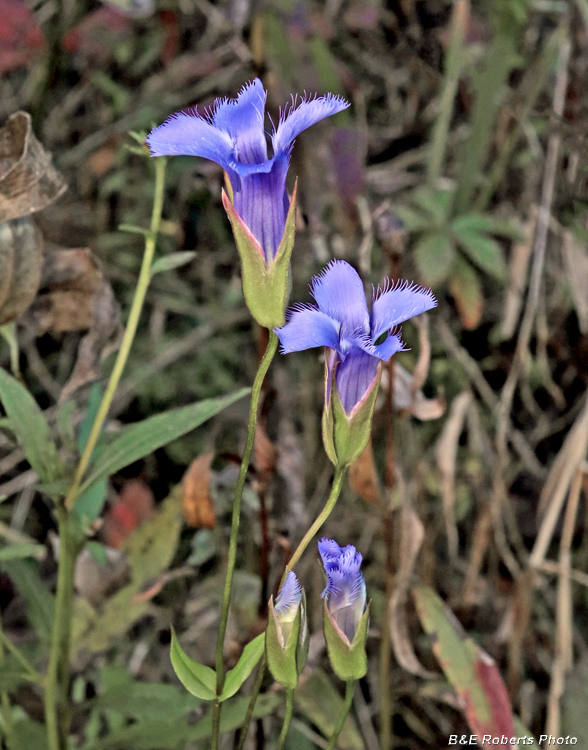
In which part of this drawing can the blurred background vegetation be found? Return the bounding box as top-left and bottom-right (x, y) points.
(1, 0), (588, 747)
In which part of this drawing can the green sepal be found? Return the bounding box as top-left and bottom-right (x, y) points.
(222, 182), (297, 329)
(170, 627), (216, 700)
(296, 591), (309, 676)
(323, 601), (370, 681)
(321, 363), (382, 468)
(266, 594), (302, 689)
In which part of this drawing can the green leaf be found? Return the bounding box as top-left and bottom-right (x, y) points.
(295, 668), (363, 750)
(220, 632), (265, 701)
(150, 252), (197, 277)
(170, 628), (216, 700)
(414, 233), (457, 286)
(0, 559), (54, 643)
(0, 368), (62, 483)
(450, 214), (522, 240)
(86, 541), (108, 565)
(79, 389), (249, 497)
(0, 543), (45, 561)
(74, 479), (107, 524)
(412, 187), (453, 225)
(393, 205), (431, 233)
(413, 585), (516, 737)
(451, 225), (507, 280)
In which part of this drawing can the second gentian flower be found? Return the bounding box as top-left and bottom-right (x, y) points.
(276, 260), (436, 465)
(319, 538), (369, 680)
(146, 79), (348, 328)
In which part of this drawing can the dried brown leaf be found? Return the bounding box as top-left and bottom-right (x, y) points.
(0, 216), (43, 324)
(501, 210), (536, 340)
(0, 111), (66, 222)
(182, 452), (216, 529)
(102, 479), (155, 549)
(390, 500), (436, 678)
(435, 391), (471, 561)
(23, 247), (121, 400)
(561, 229), (588, 334)
(382, 362), (445, 420)
(254, 424), (276, 477)
(349, 438), (382, 504)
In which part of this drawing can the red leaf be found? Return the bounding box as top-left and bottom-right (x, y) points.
(0, 0), (45, 74)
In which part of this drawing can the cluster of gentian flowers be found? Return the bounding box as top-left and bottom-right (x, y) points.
(147, 78), (436, 691)
(268, 539), (369, 686)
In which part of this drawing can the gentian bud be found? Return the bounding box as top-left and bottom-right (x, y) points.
(266, 572), (308, 689)
(276, 261), (436, 466)
(319, 538), (369, 681)
(146, 79), (349, 329)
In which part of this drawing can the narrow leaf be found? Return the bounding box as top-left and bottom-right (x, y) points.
(0, 543), (44, 561)
(170, 629), (216, 701)
(0, 368), (61, 483)
(413, 585), (515, 738)
(220, 633), (265, 701)
(451, 214), (522, 240)
(79, 389), (249, 496)
(0, 559), (54, 643)
(150, 252), (197, 277)
(393, 205), (431, 233)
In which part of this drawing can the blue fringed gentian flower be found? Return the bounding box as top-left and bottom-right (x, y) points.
(277, 260), (436, 465)
(266, 571), (308, 688)
(146, 79), (348, 328)
(146, 78), (347, 262)
(319, 538), (370, 680)
(319, 538), (366, 644)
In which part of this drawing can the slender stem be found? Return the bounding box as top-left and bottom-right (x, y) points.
(275, 688), (295, 750)
(327, 680), (355, 750)
(282, 465), (346, 585)
(0, 614), (13, 743)
(235, 653), (267, 750)
(210, 332), (279, 749)
(64, 156), (167, 510)
(44, 505), (78, 750)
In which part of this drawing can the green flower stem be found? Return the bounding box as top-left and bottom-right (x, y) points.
(64, 155), (167, 511)
(282, 465), (346, 584)
(44, 505), (80, 750)
(235, 653), (267, 750)
(326, 680), (355, 750)
(275, 688), (295, 750)
(210, 331), (279, 750)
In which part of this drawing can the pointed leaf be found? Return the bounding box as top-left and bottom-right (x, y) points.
(150, 252), (197, 277)
(412, 187), (453, 225)
(413, 585), (515, 738)
(414, 233), (456, 286)
(393, 205), (431, 233)
(452, 224), (507, 280)
(0, 367), (62, 483)
(451, 214), (522, 240)
(170, 628), (216, 701)
(79, 389), (249, 496)
(220, 633), (265, 701)
(0, 543), (44, 561)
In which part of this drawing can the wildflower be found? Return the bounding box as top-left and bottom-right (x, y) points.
(266, 571), (308, 688)
(276, 260), (436, 464)
(146, 78), (348, 259)
(319, 538), (369, 680)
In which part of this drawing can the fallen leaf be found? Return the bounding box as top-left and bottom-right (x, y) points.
(450, 258), (483, 330)
(0, 0), (45, 74)
(62, 6), (133, 62)
(71, 486), (183, 655)
(390, 502), (436, 678)
(23, 247), (122, 400)
(0, 111), (67, 222)
(254, 424), (276, 477)
(381, 362), (446, 420)
(349, 438), (382, 504)
(182, 452), (216, 529)
(0, 217), (44, 325)
(74, 546), (129, 607)
(102, 479), (155, 549)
